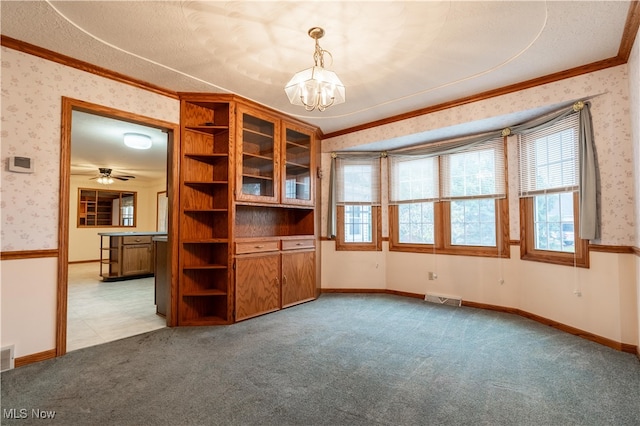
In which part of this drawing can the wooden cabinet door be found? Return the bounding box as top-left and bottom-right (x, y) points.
(281, 250), (316, 308)
(236, 106), (280, 203)
(121, 244), (153, 276)
(282, 122), (315, 206)
(235, 254), (281, 321)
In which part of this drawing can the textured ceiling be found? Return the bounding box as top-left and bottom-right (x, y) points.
(0, 1), (633, 177)
(0, 1), (631, 134)
(70, 111), (168, 183)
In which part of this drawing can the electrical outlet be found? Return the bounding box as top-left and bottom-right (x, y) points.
(574, 290), (582, 297)
(498, 278), (505, 285)
(428, 272), (437, 280)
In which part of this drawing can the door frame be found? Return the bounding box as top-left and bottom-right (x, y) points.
(57, 97), (180, 356)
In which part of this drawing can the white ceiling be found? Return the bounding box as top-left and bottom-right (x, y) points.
(70, 111), (168, 183)
(0, 1), (634, 176)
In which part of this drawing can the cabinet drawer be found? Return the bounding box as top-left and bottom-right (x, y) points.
(235, 240), (279, 254)
(281, 238), (315, 251)
(122, 235), (152, 245)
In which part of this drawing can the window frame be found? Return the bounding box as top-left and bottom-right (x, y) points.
(520, 192), (589, 268)
(336, 205), (382, 251)
(334, 156), (382, 251)
(518, 112), (589, 268)
(388, 138), (510, 258)
(77, 188), (138, 228)
(389, 199), (509, 258)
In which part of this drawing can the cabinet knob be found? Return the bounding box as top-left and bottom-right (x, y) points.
(296, 243), (303, 246)
(254, 245), (264, 249)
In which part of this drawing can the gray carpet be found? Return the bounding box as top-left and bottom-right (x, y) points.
(2, 293), (639, 425)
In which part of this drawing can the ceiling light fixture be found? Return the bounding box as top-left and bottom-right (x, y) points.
(285, 27), (345, 112)
(123, 132), (152, 150)
(96, 176), (114, 185)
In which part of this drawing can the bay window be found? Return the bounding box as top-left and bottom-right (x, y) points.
(518, 112), (589, 267)
(335, 157), (382, 251)
(389, 138), (509, 257)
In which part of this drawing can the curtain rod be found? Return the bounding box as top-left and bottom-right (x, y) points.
(331, 93), (606, 157)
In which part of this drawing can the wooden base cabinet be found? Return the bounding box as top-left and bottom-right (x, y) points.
(234, 237), (315, 321)
(281, 250), (315, 308)
(99, 233), (158, 281)
(235, 253), (281, 321)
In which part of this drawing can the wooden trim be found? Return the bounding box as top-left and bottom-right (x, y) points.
(167, 130), (180, 327)
(320, 289), (637, 355)
(56, 97), (73, 357)
(633, 247), (640, 257)
(57, 98), (179, 356)
(520, 195), (589, 268)
(1, 36), (178, 100)
(441, 198), (510, 258)
(323, 58), (624, 140)
(589, 244), (634, 254)
(322, 288), (388, 294)
(463, 300), (638, 355)
(68, 259), (100, 264)
(335, 205), (382, 251)
(509, 240), (520, 246)
(14, 349), (56, 368)
(323, 6), (640, 141)
(3, 3), (637, 142)
(618, 1), (640, 61)
(0, 249), (58, 260)
(384, 289), (424, 299)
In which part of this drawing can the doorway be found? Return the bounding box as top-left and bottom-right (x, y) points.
(57, 97), (179, 356)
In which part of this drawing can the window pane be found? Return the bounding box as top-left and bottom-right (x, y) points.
(447, 148), (497, 197)
(343, 164), (373, 202)
(398, 202), (434, 244)
(344, 205), (372, 243)
(533, 130), (577, 191)
(533, 193), (575, 253)
(391, 156), (438, 202)
(450, 200), (496, 246)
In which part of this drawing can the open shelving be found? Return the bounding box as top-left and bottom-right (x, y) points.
(178, 98), (233, 325)
(177, 94), (318, 326)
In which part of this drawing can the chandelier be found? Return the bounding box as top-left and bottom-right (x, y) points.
(284, 27), (345, 112)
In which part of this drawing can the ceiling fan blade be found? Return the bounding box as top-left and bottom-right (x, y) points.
(112, 176), (131, 181)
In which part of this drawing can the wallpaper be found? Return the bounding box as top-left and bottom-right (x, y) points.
(322, 65), (635, 247)
(0, 47), (179, 251)
(1, 46), (636, 249)
(630, 26), (640, 248)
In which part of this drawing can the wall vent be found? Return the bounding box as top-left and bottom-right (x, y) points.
(425, 293), (462, 307)
(1, 345), (15, 372)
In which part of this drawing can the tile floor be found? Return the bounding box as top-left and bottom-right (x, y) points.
(67, 262), (166, 352)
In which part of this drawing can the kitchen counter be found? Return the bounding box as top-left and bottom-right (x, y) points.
(99, 232), (166, 281)
(98, 231), (168, 237)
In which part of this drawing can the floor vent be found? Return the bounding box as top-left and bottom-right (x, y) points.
(425, 293), (462, 307)
(1, 345), (15, 372)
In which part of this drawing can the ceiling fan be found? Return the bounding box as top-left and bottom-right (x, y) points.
(90, 168), (135, 184)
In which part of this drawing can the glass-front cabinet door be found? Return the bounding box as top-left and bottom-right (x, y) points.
(237, 106), (280, 203)
(282, 123), (315, 206)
